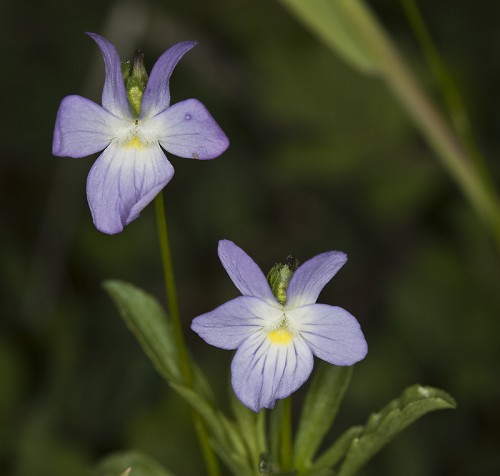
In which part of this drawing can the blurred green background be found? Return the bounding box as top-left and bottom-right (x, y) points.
(2, 0), (500, 475)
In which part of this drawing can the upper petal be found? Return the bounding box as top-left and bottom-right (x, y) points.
(288, 304), (367, 366)
(140, 41), (197, 120)
(191, 296), (281, 350)
(286, 251), (347, 308)
(218, 240), (278, 303)
(87, 32), (132, 119)
(53, 95), (126, 157)
(231, 332), (314, 412)
(146, 98), (229, 160)
(86, 141), (174, 234)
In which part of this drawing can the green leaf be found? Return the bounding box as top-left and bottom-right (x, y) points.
(230, 387), (267, 472)
(95, 450), (176, 476)
(294, 364), (353, 470)
(279, 0), (378, 74)
(103, 280), (181, 383)
(170, 382), (255, 476)
(308, 426), (363, 474)
(336, 385), (456, 476)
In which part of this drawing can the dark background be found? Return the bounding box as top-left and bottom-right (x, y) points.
(2, 0), (500, 475)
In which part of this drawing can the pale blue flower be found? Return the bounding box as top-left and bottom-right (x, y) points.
(53, 33), (229, 234)
(191, 240), (368, 412)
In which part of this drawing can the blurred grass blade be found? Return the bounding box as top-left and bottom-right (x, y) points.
(280, 0), (377, 74)
(293, 364), (352, 471)
(280, 0), (500, 249)
(336, 385), (456, 476)
(103, 280), (181, 383)
(96, 450), (176, 476)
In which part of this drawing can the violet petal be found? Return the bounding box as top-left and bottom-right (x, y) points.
(86, 32), (132, 119)
(231, 332), (314, 412)
(218, 240), (278, 303)
(191, 296), (280, 350)
(288, 304), (368, 366)
(140, 41), (197, 119)
(148, 98), (229, 160)
(287, 251), (347, 308)
(52, 95), (125, 157)
(86, 142), (174, 234)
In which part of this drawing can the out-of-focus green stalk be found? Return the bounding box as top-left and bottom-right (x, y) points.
(280, 0), (500, 250)
(400, 0), (486, 173)
(154, 193), (221, 476)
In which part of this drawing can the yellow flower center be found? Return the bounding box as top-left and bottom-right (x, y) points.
(124, 136), (146, 149)
(267, 328), (293, 345)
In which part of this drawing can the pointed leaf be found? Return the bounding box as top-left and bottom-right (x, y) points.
(336, 385), (456, 476)
(103, 280), (181, 382)
(96, 450), (176, 476)
(294, 364), (353, 470)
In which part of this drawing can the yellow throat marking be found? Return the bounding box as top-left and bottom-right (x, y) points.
(125, 136), (146, 150)
(267, 328), (293, 345)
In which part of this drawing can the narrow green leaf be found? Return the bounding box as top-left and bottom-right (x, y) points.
(95, 450), (176, 476)
(170, 382), (254, 476)
(308, 426), (363, 474)
(337, 385), (456, 476)
(230, 387), (267, 472)
(103, 280), (181, 383)
(279, 0), (378, 74)
(103, 280), (214, 402)
(294, 364), (353, 470)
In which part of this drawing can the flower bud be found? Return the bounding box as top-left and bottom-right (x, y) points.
(122, 49), (148, 118)
(266, 255), (299, 305)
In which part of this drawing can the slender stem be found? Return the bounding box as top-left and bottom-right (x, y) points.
(154, 192), (221, 476)
(280, 396), (293, 472)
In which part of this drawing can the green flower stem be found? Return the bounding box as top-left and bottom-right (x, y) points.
(154, 192), (221, 476)
(280, 396), (293, 472)
(281, 0), (500, 250)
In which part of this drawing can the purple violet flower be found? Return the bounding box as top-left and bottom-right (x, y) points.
(191, 240), (368, 412)
(53, 33), (229, 234)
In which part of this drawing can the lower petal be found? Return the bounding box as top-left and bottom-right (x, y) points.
(231, 332), (313, 412)
(289, 304), (368, 366)
(86, 142), (174, 234)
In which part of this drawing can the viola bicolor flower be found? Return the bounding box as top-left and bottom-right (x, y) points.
(52, 33), (229, 234)
(191, 240), (368, 412)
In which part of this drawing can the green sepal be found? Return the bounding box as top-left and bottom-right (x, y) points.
(95, 450), (176, 476)
(336, 384), (456, 476)
(293, 363), (353, 471)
